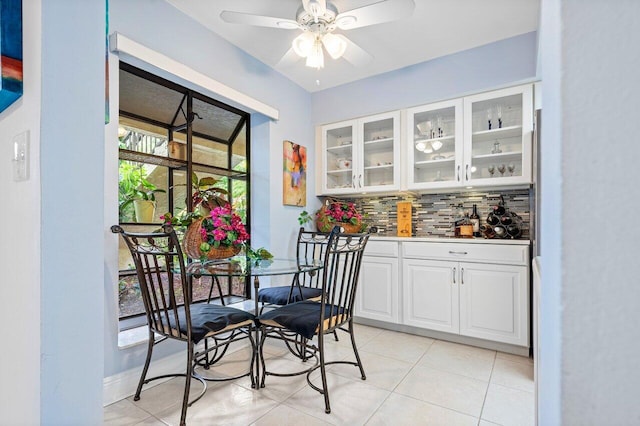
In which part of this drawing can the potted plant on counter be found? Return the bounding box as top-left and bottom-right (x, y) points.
(298, 199), (367, 233)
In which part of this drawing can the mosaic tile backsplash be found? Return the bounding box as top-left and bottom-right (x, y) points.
(338, 188), (532, 239)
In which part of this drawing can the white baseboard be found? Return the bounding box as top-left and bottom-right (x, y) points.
(103, 350), (187, 406)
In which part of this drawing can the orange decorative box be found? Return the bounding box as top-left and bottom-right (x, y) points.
(397, 201), (412, 237)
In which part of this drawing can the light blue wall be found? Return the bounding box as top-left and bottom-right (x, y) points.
(312, 32), (537, 126)
(40, 0), (105, 423)
(106, 0), (314, 377)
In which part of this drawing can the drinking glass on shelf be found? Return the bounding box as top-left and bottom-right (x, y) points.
(498, 164), (506, 177)
(488, 164), (496, 177)
(487, 109), (493, 130)
(508, 163), (516, 176)
(496, 105), (503, 128)
(491, 141), (502, 154)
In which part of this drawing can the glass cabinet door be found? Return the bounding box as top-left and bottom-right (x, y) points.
(360, 111), (400, 191)
(407, 99), (463, 189)
(323, 121), (356, 193)
(464, 85), (533, 185)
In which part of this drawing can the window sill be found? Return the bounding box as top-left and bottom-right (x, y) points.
(118, 326), (150, 349)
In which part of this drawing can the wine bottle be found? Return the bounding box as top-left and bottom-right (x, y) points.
(470, 204), (480, 237)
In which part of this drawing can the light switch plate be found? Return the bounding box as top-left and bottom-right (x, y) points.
(12, 130), (29, 182)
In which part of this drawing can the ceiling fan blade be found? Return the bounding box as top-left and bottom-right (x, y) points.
(275, 47), (303, 68)
(335, 0), (415, 30)
(337, 35), (373, 66)
(220, 10), (299, 29)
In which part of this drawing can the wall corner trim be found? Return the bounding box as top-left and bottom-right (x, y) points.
(109, 32), (279, 120)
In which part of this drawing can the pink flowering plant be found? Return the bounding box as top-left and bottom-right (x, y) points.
(161, 207), (272, 264)
(315, 201), (366, 232)
(199, 204), (249, 253)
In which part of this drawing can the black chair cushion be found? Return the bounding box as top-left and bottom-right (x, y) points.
(257, 301), (345, 339)
(258, 285), (323, 305)
(169, 304), (255, 343)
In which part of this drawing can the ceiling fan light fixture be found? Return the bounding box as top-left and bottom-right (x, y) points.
(322, 33), (347, 59)
(335, 15), (358, 29)
(305, 39), (325, 69)
(292, 32), (315, 57)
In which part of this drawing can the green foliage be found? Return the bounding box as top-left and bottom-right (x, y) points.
(118, 161), (166, 222)
(244, 246), (274, 266)
(298, 210), (312, 226)
(191, 172), (229, 211)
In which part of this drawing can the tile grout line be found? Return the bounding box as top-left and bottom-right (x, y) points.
(477, 351), (498, 424)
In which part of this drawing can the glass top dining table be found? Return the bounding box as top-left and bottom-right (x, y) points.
(185, 257), (324, 387)
(185, 256), (324, 312)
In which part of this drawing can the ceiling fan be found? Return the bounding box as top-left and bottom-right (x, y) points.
(220, 0), (415, 69)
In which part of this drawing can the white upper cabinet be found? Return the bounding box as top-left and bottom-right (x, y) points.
(463, 84), (533, 186)
(320, 111), (401, 195)
(406, 99), (464, 190)
(406, 84), (533, 190)
(320, 84), (533, 195)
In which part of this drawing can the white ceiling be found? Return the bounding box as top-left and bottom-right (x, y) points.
(167, 0), (540, 93)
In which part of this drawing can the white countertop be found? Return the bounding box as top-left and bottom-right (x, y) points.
(369, 235), (531, 246)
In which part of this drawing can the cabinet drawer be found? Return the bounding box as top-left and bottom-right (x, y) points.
(364, 240), (399, 257)
(402, 241), (529, 266)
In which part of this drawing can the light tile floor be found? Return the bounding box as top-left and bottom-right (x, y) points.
(104, 324), (534, 426)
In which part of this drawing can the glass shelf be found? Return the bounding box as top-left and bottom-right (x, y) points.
(364, 164), (393, 170)
(414, 135), (455, 144)
(327, 144), (353, 153)
(472, 125), (522, 142)
(472, 151), (522, 160)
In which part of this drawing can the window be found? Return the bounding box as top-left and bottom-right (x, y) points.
(117, 63), (250, 329)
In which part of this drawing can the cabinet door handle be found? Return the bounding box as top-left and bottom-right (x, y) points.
(465, 164), (469, 181)
(448, 251), (468, 255)
(461, 268), (465, 285)
(352, 174), (356, 188)
(452, 267), (456, 284)
(359, 174), (363, 188)
(457, 165), (460, 182)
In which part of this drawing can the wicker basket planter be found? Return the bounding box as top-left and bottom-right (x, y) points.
(183, 218), (241, 260)
(316, 219), (362, 233)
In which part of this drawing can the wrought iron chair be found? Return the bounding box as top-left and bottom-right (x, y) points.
(257, 227), (332, 311)
(257, 228), (371, 414)
(112, 225), (256, 426)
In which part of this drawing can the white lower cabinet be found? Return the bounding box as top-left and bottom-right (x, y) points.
(356, 256), (399, 323)
(355, 240), (400, 323)
(356, 239), (530, 349)
(402, 259), (459, 334)
(458, 262), (528, 346)
(401, 243), (529, 347)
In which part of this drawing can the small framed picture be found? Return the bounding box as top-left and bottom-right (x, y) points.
(283, 140), (306, 207)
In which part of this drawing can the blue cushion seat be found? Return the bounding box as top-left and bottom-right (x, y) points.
(257, 300), (345, 339)
(167, 303), (255, 343)
(258, 285), (322, 305)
